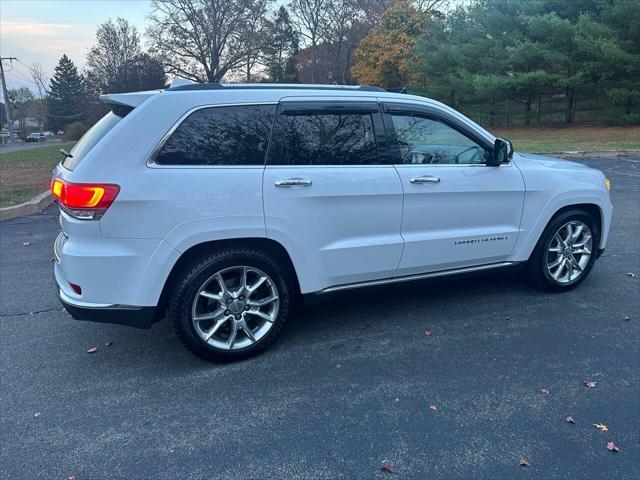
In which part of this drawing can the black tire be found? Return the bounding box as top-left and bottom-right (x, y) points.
(525, 209), (600, 292)
(169, 248), (292, 362)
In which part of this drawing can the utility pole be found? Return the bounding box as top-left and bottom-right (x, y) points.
(0, 57), (17, 143)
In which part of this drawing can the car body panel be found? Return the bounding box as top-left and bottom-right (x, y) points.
(393, 163), (526, 275)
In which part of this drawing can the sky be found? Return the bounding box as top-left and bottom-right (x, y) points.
(0, 0), (152, 93)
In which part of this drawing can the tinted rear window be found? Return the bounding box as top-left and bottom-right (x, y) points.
(63, 112), (122, 170)
(270, 112), (378, 166)
(154, 105), (276, 166)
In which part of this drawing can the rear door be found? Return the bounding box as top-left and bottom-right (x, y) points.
(382, 102), (526, 275)
(262, 99), (404, 293)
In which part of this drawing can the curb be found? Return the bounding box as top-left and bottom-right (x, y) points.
(0, 191), (53, 222)
(540, 149), (640, 158)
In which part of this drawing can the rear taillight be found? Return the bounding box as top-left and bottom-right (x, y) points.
(51, 178), (120, 220)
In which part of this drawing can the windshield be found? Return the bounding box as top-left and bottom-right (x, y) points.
(62, 112), (122, 170)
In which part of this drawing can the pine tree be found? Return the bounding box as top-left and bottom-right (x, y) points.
(264, 6), (300, 83)
(46, 55), (86, 132)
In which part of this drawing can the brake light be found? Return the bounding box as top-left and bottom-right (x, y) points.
(51, 178), (120, 220)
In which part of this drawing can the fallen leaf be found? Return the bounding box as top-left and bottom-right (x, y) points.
(540, 388), (550, 395)
(429, 405), (437, 412)
(584, 380), (597, 388)
(104, 341), (113, 347)
(68, 477), (76, 480)
(276, 415), (285, 420)
(22, 241), (31, 246)
(86, 346), (98, 354)
(424, 330), (433, 337)
(628, 272), (638, 278)
(394, 398), (400, 402)
(607, 441), (620, 452)
(593, 423), (608, 432)
(33, 412), (41, 418)
(565, 416), (575, 424)
(519, 458), (530, 467)
(624, 315), (631, 321)
(380, 461), (395, 474)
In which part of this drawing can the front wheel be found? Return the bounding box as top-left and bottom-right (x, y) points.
(526, 210), (600, 292)
(169, 248), (292, 362)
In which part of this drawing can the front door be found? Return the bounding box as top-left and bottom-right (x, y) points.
(383, 104), (526, 276)
(263, 99), (404, 293)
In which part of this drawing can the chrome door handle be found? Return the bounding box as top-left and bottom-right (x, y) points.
(274, 178), (313, 187)
(410, 175), (440, 184)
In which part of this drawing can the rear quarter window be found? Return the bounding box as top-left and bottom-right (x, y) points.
(154, 104), (276, 166)
(63, 112), (122, 170)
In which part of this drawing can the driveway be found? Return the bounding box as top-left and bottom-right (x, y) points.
(1, 156), (638, 479)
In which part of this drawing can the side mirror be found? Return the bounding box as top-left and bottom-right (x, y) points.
(490, 138), (513, 166)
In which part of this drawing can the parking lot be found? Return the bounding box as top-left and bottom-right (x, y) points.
(1, 156), (638, 479)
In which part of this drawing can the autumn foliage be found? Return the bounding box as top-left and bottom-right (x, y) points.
(351, 1), (429, 89)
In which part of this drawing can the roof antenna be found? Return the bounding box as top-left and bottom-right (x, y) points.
(170, 77), (195, 89)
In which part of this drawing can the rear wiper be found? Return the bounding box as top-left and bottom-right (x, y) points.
(59, 148), (73, 159)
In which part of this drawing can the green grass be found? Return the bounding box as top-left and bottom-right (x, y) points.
(491, 125), (640, 153)
(0, 142), (75, 208)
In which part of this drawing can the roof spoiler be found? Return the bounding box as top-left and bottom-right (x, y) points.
(99, 90), (161, 117)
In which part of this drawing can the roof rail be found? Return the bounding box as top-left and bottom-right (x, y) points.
(167, 83), (387, 93)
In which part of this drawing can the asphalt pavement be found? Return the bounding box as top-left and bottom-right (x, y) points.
(1, 156), (638, 479)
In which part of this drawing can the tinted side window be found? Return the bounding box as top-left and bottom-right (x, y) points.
(390, 114), (488, 165)
(273, 112), (378, 165)
(155, 105), (276, 165)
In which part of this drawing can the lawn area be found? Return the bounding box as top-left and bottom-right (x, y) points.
(0, 143), (75, 208)
(492, 125), (640, 153)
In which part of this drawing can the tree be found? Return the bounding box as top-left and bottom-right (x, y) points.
(351, 1), (430, 88)
(291, 0), (330, 83)
(28, 63), (48, 127)
(323, 0), (363, 84)
(46, 55), (85, 132)
(86, 18), (166, 94)
(147, 0), (272, 82)
(264, 6), (300, 82)
(8, 87), (35, 129)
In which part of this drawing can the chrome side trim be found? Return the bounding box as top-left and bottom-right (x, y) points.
(58, 288), (143, 311)
(319, 262), (518, 294)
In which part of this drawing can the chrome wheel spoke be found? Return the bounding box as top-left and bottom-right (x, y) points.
(548, 257), (563, 269)
(238, 319), (256, 342)
(248, 307), (275, 323)
(193, 306), (225, 323)
(573, 246), (591, 255)
(572, 224), (584, 241)
(214, 273), (228, 296)
(551, 258), (566, 280)
(204, 317), (228, 341)
(247, 275), (267, 294)
(247, 294), (278, 307)
(227, 321), (239, 349)
(573, 234), (592, 248)
(199, 290), (223, 302)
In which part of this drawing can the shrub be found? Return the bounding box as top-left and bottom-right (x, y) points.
(64, 122), (87, 141)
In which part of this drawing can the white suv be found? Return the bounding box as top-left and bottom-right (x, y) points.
(52, 83), (613, 361)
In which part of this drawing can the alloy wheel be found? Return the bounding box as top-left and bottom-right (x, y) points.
(191, 266), (280, 350)
(545, 220), (593, 284)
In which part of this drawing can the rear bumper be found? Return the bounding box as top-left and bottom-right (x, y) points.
(57, 286), (156, 329)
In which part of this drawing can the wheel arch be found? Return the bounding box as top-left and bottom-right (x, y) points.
(513, 201), (605, 263)
(154, 237), (300, 321)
